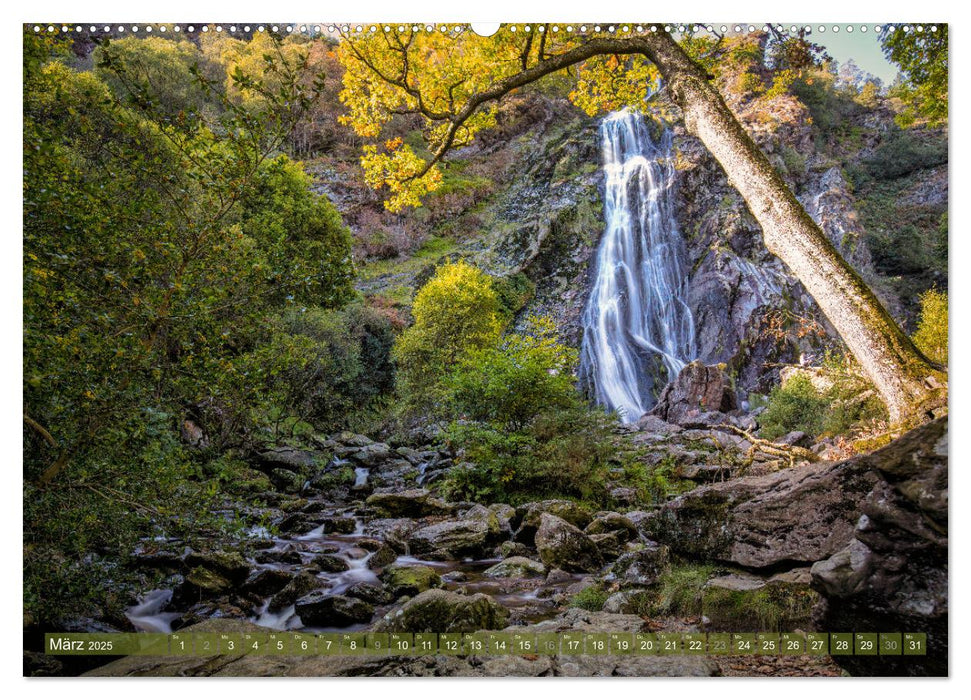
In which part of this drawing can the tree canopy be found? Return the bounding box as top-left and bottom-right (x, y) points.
(882, 24), (948, 126)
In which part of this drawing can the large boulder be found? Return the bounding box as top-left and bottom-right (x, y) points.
(407, 518), (495, 559)
(241, 569), (293, 597)
(534, 513), (603, 573)
(643, 450), (882, 568)
(295, 592), (374, 627)
(268, 572), (326, 612)
(350, 442), (392, 467)
(811, 418), (948, 677)
(604, 544), (670, 588)
(380, 565), (442, 598)
(183, 551), (251, 585)
(514, 500), (594, 543)
(255, 446), (321, 473)
(365, 490), (455, 518)
(649, 361), (737, 425)
(373, 589), (509, 633)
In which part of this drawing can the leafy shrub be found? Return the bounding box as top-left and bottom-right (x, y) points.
(759, 374), (829, 440)
(569, 585), (608, 611)
(442, 407), (614, 506)
(759, 363), (887, 441)
(393, 261), (503, 414)
(278, 304), (396, 431)
(447, 316), (577, 430)
(492, 272), (536, 323)
(913, 289), (948, 365)
(862, 128), (948, 181)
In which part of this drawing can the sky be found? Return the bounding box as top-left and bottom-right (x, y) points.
(807, 26), (901, 85)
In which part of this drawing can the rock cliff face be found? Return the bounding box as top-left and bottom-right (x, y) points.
(329, 85), (944, 403)
(458, 92), (906, 400)
(811, 417), (948, 677)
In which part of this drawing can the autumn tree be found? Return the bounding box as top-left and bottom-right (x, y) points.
(882, 24), (948, 127)
(336, 25), (943, 422)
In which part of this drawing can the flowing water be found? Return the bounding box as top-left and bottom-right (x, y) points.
(580, 109), (696, 422)
(126, 503), (574, 634)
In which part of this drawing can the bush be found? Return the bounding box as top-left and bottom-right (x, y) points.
(569, 585), (608, 611)
(447, 316), (577, 430)
(492, 272), (536, 323)
(759, 374), (828, 440)
(759, 362), (887, 441)
(278, 304), (396, 431)
(913, 289), (948, 365)
(862, 128), (948, 181)
(441, 406), (614, 506)
(393, 261), (503, 414)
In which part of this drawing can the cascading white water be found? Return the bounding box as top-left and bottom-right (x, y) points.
(580, 109), (696, 422)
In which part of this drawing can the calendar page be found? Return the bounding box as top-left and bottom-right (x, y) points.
(22, 17), (948, 679)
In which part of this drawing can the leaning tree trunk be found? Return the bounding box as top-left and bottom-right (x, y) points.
(641, 32), (942, 422)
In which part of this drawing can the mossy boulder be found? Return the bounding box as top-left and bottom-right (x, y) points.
(184, 567), (232, 595)
(365, 489), (455, 518)
(311, 554), (350, 573)
(515, 500), (594, 543)
(380, 564), (442, 598)
(374, 589), (509, 633)
(268, 572), (326, 612)
(605, 545), (670, 588)
(241, 569), (293, 597)
(366, 545), (399, 571)
(534, 513), (603, 573)
(484, 556), (547, 578)
(407, 518), (496, 559)
(183, 551), (250, 585)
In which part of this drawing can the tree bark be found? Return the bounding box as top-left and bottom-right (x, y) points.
(640, 32), (942, 421)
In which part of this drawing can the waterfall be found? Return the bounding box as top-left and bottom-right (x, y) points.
(580, 109), (696, 423)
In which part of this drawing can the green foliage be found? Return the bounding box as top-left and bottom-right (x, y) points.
(644, 564), (717, 618)
(882, 25), (948, 127)
(23, 31), (350, 625)
(764, 69), (797, 99)
(447, 316), (578, 430)
(569, 585), (608, 611)
(93, 37), (217, 119)
(442, 406), (614, 506)
(759, 374), (828, 440)
(492, 272), (536, 323)
(238, 155), (355, 308)
(277, 304), (396, 430)
(861, 128), (948, 181)
(622, 454), (694, 505)
(759, 365), (887, 441)
(393, 261), (503, 413)
(913, 289), (948, 365)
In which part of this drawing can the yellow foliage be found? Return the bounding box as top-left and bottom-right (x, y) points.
(393, 260), (502, 405)
(336, 27), (693, 210)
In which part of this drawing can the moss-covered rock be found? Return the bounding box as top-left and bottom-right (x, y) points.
(295, 592), (374, 627)
(534, 513), (603, 573)
(380, 564), (442, 598)
(515, 500), (594, 543)
(365, 489), (455, 518)
(374, 589), (509, 633)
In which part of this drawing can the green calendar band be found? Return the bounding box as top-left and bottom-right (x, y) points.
(43, 632), (929, 657)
